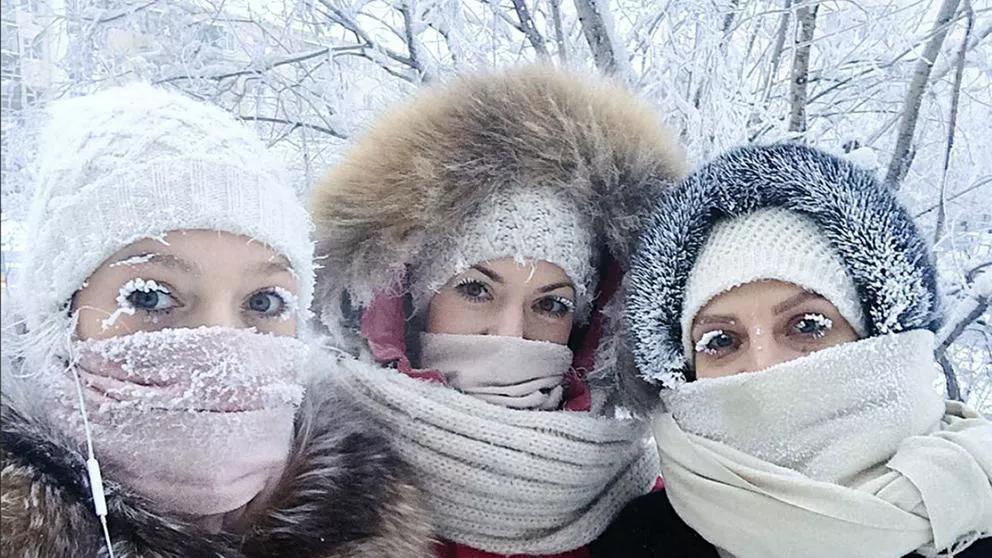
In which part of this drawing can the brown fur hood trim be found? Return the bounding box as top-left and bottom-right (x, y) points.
(0, 356), (434, 558)
(311, 63), (688, 329)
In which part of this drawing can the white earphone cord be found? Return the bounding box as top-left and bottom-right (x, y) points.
(69, 363), (116, 558)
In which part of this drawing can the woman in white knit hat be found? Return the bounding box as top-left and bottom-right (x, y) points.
(0, 84), (432, 557)
(592, 143), (992, 558)
(310, 64), (688, 558)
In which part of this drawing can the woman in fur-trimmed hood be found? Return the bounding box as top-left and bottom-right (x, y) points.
(1, 83), (432, 558)
(310, 64), (688, 558)
(593, 143), (992, 558)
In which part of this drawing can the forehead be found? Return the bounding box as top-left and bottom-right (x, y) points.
(701, 280), (817, 314)
(105, 230), (292, 274)
(473, 257), (572, 285)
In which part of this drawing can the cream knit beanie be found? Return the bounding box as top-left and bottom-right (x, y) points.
(409, 188), (598, 322)
(680, 207), (866, 358)
(18, 83), (314, 334)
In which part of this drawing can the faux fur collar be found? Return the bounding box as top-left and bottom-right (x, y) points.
(625, 143), (940, 396)
(309, 64), (688, 337)
(0, 358), (433, 558)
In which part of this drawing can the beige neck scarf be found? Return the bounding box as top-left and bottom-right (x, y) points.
(331, 356), (660, 554)
(420, 333), (573, 410)
(655, 330), (992, 558)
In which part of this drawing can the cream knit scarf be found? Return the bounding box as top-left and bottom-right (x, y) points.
(655, 330), (992, 558)
(330, 357), (660, 555)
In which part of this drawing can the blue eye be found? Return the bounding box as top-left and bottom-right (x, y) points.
(247, 290), (286, 316)
(121, 279), (177, 312)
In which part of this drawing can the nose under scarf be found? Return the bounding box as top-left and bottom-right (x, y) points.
(420, 333), (573, 411)
(41, 327), (310, 520)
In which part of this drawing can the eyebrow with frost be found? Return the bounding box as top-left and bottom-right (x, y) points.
(109, 252), (294, 277)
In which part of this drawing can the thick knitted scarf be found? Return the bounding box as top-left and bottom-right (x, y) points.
(654, 330), (992, 558)
(330, 357), (660, 554)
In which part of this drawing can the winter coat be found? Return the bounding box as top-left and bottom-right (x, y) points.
(0, 353), (434, 558)
(592, 490), (992, 558)
(309, 64), (688, 558)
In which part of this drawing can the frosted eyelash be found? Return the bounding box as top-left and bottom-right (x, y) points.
(101, 278), (169, 330)
(454, 277), (482, 288)
(694, 329), (725, 355)
(801, 313), (833, 337)
(271, 286), (299, 321)
(548, 296), (576, 312)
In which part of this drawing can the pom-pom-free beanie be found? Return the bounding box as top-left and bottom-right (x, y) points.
(19, 83), (314, 332)
(680, 207), (866, 360)
(409, 187), (598, 321)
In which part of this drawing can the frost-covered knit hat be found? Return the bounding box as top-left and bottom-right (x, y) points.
(626, 143), (940, 394)
(409, 187), (599, 321)
(18, 83), (314, 334)
(680, 207), (867, 358)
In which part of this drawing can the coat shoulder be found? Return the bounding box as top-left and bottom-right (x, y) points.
(0, 356), (434, 558)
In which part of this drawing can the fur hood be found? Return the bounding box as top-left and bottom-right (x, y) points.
(0, 352), (434, 558)
(310, 64), (688, 336)
(625, 143), (941, 398)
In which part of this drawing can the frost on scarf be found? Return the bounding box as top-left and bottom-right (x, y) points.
(37, 326), (311, 516)
(64, 326), (308, 415)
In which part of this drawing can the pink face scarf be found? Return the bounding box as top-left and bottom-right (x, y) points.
(419, 332), (574, 410)
(42, 326), (310, 521)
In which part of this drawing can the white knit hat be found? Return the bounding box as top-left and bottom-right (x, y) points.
(18, 83), (314, 334)
(680, 207), (866, 358)
(409, 188), (598, 321)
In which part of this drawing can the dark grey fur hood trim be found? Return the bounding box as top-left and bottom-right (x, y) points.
(1, 360), (434, 558)
(626, 143), (940, 393)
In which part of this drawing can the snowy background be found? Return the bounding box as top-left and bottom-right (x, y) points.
(1, 0), (989, 412)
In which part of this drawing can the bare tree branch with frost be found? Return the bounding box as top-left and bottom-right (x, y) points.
(2, 0), (990, 411)
(884, 0), (962, 190)
(788, 2), (818, 134)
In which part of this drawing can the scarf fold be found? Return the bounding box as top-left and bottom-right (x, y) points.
(420, 333), (573, 410)
(44, 327), (310, 519)
(654, 330), (992, 558)
(331, 357), (660, 554)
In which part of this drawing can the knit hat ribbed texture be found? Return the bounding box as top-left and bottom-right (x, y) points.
(409, 187), (598, 321)
(19, 83), (314, 332)
(680, 207), (866, 359)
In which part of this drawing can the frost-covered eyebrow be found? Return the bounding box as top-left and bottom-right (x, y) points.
(110, 252), (196, 274)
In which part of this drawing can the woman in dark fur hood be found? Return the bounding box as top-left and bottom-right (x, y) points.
(592, 143), (992, 558)
(1, 84), (432, 558)
(309, 64), (688, 558)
